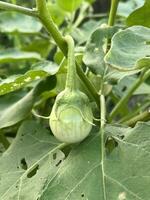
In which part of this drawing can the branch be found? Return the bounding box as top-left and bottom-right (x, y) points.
(0, 1), (37, 17)
(36, 0), (100, 108)
(123, 109), (150, 127)
(109, 69), (150, 121)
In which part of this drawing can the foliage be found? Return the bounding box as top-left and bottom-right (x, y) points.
(0, 0), (149, 200)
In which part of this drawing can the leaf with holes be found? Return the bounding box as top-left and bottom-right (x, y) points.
(105, 26), (150, 71)
(0, 12), (42, 34)
(83, 25), (119, 75)
(0, 61), (59, 96)
(40, 122), (150, 200)
(0, 121), (65, 200)
(0, 76), (56, 129)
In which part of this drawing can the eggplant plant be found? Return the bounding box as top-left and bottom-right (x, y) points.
(0, 0), (150, 199)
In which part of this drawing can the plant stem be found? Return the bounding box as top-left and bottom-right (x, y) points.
(36, 0), (67, 54)
(0, 1), (37, 17)
(36, 0), (99, 107)
(65, 35), (77, 91)
(100, 92), (107, 200)
(108, 0), (119, 26)
(109, 69), (150, 121)
(123, 109), (150, 127)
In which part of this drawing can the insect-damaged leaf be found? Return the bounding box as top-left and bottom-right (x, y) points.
(40, 122), (150, 200)
(0, 121), (65, 200)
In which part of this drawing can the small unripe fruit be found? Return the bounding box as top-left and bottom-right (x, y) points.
(49, 89), (93, 143)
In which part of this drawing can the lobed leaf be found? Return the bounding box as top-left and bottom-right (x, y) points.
(105, 26), (150, 71)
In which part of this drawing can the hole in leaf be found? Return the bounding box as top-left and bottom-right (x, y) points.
(122, 86), (127, 92)
(55, 160), (62, 167)
(53, 153), (57, 160)
(27, 165), (39, 178)
(20, 158), (28, 170)
(81, 193), (85, 198)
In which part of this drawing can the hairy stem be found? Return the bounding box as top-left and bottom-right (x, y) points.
(0, 1), (37, 17)
(0, 0), (99, 108)
(65, 35), (77, 91)
(36, 0), (67, 53)
(36, 0), (99, 107)
(108, 0), (119, 26)
(100, 93), (107, 200)
(109, 69), (150, 121)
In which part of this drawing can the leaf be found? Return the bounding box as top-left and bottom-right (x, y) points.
(0, 121), (65, 200)
(118, 0), (144, 17)
(0, 76), (56, 129)
(72, 20), (102, 45)
(127, 0), (150, 28)
(47, 2), (66, 26)
(41, 122), (150, 199)
(0, 12), (42, 34)
(105, 26), (150, 71)
(56, 0), (83, 12)
(22, 38), (51, 58)
(0, 49), (41, 63)
(0, 61), (59, 96)
(83, 25), (119, 75)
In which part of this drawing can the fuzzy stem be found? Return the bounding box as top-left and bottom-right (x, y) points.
(0, 1), (37, 17)
(36, 0), (99, 107)
(64, 36), (77, 91)
(36, 0), (67, 54)
(100, 92), (107, 200)
(123, 109), (150, 127)
(108, 0), (119, 26)
(109, 69), (150, 121)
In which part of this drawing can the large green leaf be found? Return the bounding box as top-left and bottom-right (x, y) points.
(0, 49), (41, 63)
(41, 122), (150, 199)
(0, 61), (59, 95)
(83, 26), (118, 75)
(0, 12), (42, 34)
(127, 0), (150, 28)
(56, 0), (83, 12)
(105, 26), (150, 71)
(0, 121), (65, 200)
(0, 76), (56, 129)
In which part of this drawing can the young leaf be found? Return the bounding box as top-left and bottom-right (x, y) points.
(56, 0), (83, 12)
(105, 26), (150, 71)
(0, 121), (65, 200)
